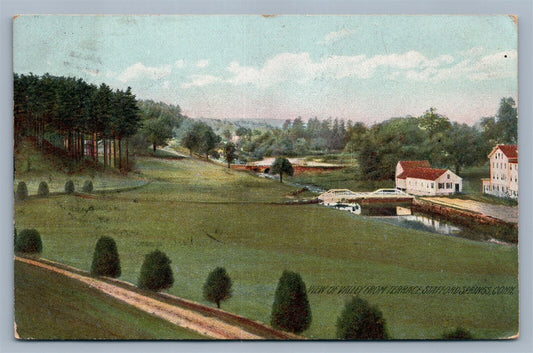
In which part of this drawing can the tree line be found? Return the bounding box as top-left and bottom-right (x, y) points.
(352, 98), (517, 180)
(14, 73), (141, 171)
(224, 97), (517, 180)
(234, 116), (349, 159)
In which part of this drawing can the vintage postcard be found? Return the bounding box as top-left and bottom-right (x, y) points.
(13, 15), (518, 340)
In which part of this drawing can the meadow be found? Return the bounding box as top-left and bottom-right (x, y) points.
(14, 260), (206, 339)
(14, 155), (518, 339)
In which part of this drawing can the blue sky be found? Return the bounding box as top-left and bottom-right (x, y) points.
(13, 15), (517, 125)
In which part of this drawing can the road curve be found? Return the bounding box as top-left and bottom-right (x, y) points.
(15, 256), (300, 340)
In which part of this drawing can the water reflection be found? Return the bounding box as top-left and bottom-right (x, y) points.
(324, 203), (461, 236)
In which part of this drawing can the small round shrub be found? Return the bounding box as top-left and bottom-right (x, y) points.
(82, 180), (94, 193)
(91, 236), (121, 277)
(14, 229), (42, 254)
(336, 296), (389, 340)
(37, 181), (49, 196)
(138, 250), (174, 291)
(65, 180), (75, 194)
(16, 182), (28, 201)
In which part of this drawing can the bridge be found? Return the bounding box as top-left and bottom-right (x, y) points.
(318, 188), (414, 205)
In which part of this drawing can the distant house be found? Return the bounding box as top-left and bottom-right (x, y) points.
(481, 145), (518, 199)
(395, 161), (462, 196)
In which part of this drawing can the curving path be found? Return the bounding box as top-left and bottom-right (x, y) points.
(15, 256), (298, 340)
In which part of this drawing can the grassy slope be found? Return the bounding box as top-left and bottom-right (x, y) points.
(290, 166), (394, 192)
(14, 260), (206, 340)
(14, 139), (145, 194)
(14, 155), (518, 339)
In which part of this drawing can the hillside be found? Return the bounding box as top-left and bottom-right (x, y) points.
(14, 259), (205, 339)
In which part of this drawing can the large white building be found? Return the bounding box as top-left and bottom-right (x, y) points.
(395, 161), (462, 196)
(481, 145), (518, 199)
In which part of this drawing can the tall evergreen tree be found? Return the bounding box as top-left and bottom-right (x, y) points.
(91, 236), (121, 278)
(271, 271), (312, 334)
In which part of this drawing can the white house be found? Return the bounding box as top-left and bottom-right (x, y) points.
(481, 145), (518, 199)
(395, 161), (462, 196)
(395, 160), (431, 190)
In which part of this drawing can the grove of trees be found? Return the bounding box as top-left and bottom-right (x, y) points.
(132, 100), (183, 153)
(181, 121), (221, 159)
(14, 73), (142, 171)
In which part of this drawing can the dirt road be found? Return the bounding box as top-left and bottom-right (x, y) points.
(421, 197), (518, 224)
(15, 256), (297, 340)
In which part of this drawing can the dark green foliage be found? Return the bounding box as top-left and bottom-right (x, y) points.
(442, 327), (473, 340)
(16, 181), (28, 201)
(13, 74), (141, 170)
(270, 157), (294, 183)
(82, 180), (94, 193)
(15, 229), (42, 254)
(223, 142), (236, 168)
(37, 181), (49, 196)
(203, 267), (232, 308)
(271, 270), (312, 333)
(336, 296), (389, 340)
(138, 250), (174, 291)
(90, 236), (121, 277)
(65, 180), (75, 194)
(181, 122), (221, 159)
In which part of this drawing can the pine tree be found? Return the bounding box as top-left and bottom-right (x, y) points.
(271, 270), (312, 333)
(138, 250), (174, 291)
(91, 236), (121, 277)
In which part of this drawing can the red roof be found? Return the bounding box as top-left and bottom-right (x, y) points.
(398, 160), (431, 170)
(397, 167), (447, 181)
(489, 145), (518, 159)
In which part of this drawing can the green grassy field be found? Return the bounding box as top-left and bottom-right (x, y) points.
(291, 166), (394, 192)
(14, 260), (206, 339)
(14, 154), (518, 339)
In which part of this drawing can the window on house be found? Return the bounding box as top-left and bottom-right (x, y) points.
(447, 174), (450, 179)
(431, 183), (434, 188)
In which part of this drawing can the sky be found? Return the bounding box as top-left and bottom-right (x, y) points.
(13, 15), (517, 125)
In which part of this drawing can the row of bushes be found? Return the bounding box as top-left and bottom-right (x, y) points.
(15, 180), (93, 200)
(14, 230), (473, 340)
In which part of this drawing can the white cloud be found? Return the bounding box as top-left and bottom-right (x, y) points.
(224, 51), (456, 86)
(117, 62), (172, 83)
(175, 59), (185, 68)
(182, 74), (221, 88)
(319, 27), (359, 44)
(404, 50), (516, 82)
(162, 81), (170, 89)
(196, 59), (209, 68)
(178, 49), (515, 89)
